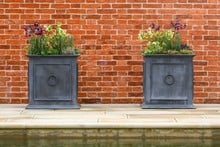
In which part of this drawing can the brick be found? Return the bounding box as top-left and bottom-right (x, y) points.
(0, 45), (10, 49)
(52, 15), (70, 19)
(35, 0), (54, 2)
(204, 36), (220, 40)
(128, 93), (143, 97)
(112, 4), (131, 8)
(205, 98), (220, 103)
(113, 56), (132, 60)
(128, 9), (146, 14)
(194, 92), (208, 97)
(98, 82), (117, 86)
(103, 77), (112, 81)
(97, 9), (116, 14)
(194, 61), (208, 65)
(83, 15), (101, 19)
(203, 4), (218, 9)
(0, 99), (10, 103)
(66, 0), (85, 2)
(204, 56), (220, 61)
(174, 4), (192, 8)
(82, 77), (101, 81)
(5, 9), (24, 13)
(21, 15), (40, 19)
(128, 72), (143, 76)
(102, 87), (114, 92)
(8, 93), (27, 97)
(194, 82), (209, 86)
(98, 20), (117, 25)
(143, 4), (162, 8)
(97, 61), (116, 65)
(36, 9), (55, 13)
(51, 4), (70, 8)
(20, 3), (39, 9)
(5, 0), (23, 2)
(81, 35), (100, 40)
(194, 72), (207, 76)
(82, 87), (101, 91)
(113, 66), (131, 70)
(127, 61), (142, 65)
(128, 82), (142, 86)
(7, 82), (26, 87)
(21, 99), (28, 103)
(127, 0), (146, 2)
(204, 15), (220, 19)
(208, 72), (218, 76)
(0, 4), (9, 8)
(98, 93), (117, 97)
(80, 98), (101, 104)
(82, 4), (100, 8)
(101, 98), (112, 103)
(0, 15), (9, 19)
(86, 82), (97, 86)
(188, 0), (207, 2)
(11, 98), (22, 104)
(0, 0), (219, 104)
(112, 98), (134, 103)
(193, 98), (205, 103)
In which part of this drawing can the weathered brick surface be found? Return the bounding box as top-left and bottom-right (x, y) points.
(0, 0), (219, 104)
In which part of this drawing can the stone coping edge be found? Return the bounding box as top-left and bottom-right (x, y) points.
(1, 123), (220, 129)
(0, 128), (220, 139)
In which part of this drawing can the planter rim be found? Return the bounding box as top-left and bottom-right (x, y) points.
(27, 54), (80, 57)
(143, 54), (195, 57)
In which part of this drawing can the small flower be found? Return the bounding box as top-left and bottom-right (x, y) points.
(170, 19), (186, 31)
(24, 22), (44, 37)
(149, 23), (155, 29)
(24, 25), (32, 37)
(33, 23), (44, 35)
(149, 23), (160, 31)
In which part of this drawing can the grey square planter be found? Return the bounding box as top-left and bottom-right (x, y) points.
(26, 55), (80, 109)
(142, 54), (195, 109)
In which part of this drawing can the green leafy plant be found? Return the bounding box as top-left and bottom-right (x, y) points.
(138, 19), (193, 55)
(24, 22), (79, 55)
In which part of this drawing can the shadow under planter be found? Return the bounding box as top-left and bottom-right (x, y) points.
(26, 55), (80, 109)
(142, 54), (195, 109)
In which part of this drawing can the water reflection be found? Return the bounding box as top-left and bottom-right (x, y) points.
(0, 137), (219, 147)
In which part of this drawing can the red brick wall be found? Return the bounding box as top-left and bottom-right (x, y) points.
(0, 0), (219, 104)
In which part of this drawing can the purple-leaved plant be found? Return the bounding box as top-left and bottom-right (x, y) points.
(170, 19), (186, 31)
(24, 22), (44, 37)
(149, 23), (160, 31)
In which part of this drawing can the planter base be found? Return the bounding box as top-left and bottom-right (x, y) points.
(142, 103), (195, 109)
(26, 104), (80, 109)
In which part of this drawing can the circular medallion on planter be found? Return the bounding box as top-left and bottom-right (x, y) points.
(164, 75), (175, 85)
(47, 74), (57, 86)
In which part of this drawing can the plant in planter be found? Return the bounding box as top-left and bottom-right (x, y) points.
(24, 22), (80, 109)
(139, 19), (195, 108)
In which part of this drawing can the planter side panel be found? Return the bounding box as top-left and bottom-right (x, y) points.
(27, 56), (79, 109)
(143, 55), (195, 109)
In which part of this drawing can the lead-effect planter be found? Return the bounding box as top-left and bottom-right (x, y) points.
(142, 54), (195, 109)
(26, 55), (80, 109)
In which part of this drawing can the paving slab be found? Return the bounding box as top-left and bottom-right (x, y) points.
(0, 104), (219, 129)
(0, 104), (220, 138)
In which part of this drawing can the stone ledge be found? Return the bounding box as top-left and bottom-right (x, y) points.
(0, 128), (220, 139)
